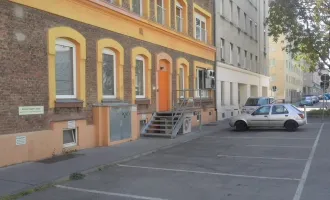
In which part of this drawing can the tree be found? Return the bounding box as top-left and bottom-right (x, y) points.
(266, 0), (330, 72)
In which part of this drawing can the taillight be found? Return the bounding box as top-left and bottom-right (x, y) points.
(298, 114), (305, 119)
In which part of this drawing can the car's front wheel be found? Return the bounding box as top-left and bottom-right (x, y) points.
(285, 120), (298, 132)
(235, 121), (248, 132)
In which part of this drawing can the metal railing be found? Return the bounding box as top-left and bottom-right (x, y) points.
(157, 5), (166, 25)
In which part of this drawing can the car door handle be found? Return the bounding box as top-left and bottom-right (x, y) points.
(285, 115), (288, 117)
(264, 115), (268, 117)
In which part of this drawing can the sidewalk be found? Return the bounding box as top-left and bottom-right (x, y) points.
(0, 120), (228, 197)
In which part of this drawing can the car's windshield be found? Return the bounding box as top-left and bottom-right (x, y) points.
(290, 104), (302, 113)
(245, 98), (268, 106)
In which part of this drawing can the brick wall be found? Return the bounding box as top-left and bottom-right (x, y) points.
(0, 0), (214, 135)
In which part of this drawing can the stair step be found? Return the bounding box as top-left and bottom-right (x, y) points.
(142, 133), (172, 138)
(152, 119), (178, 122)
(149, 124), (173, 127)
(146, 128), (172, 132)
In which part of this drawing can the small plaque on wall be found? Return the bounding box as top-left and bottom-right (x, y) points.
(16, 136), (26, 146)
(68, 121), (76, 129)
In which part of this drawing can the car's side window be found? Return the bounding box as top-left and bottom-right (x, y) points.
(271, 105), (289, 115)
(253, 106), (271, 115)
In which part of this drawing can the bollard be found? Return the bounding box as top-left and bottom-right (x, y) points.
(304, 105), (307, 124)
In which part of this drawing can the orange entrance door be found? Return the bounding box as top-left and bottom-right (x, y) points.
(158, 70), (169, 111)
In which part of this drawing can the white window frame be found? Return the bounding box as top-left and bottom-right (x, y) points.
(229, 0), (233, 21)
(63, 128), (77, 148)
(176, 2), (183, 32)
(179, 65), (185, 98)
(195, 13), (207, 42)
(102, 48), (117, 99)
(136, 55), (146, 98)
(157, 0), (165, 24)
(55, 38), (77, 99)
(229, 43), (233, 64)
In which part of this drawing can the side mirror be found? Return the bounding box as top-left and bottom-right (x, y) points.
(251, 113), (255, 116)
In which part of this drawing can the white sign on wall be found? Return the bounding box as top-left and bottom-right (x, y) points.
(68, 121), (76, 129)
(19, 106), (44, 116)
(16, 136), (26, 146)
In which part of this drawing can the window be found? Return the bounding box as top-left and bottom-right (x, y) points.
(63, 128), (77, 148)
(253, 106), (271, 115)
(237, 47), (241, 65)
(229, 0), (233, 21)
(195, 13), (207, 42)
(176, 2), (183, 32)
(179, 65), (185, 97)
(250, 53), (253, 70)
(220, 38), (225, 60)
(270, 59), (276, 67)
(157, 0), (165, 24)
(221, 81), (225, 105)
(244, 13), (247, 30)
(220, 0), (224, 15)
(250, 19), (253, 36)
(230, 43), (233, 64)
(132, 0), (142, 16)
(255, 56), (258, 69)
(271, 105), (289, 115)
(102, 49), (116, 98)
(244, 50), (247, 68)
(55, 39), (76, 99)
(230, 82), (233, 105)
(135, 56), (145, 98)
(237, 6), (240, 26)
(196, 68), (208, 97)
(254, 23), (257, 39)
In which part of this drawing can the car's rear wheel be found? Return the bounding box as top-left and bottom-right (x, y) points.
(284, 120), (298, 132)
(235, 121), (248, 132)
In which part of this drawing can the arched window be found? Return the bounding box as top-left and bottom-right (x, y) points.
(102, 49), (116, 99)
(135, 55), (146, 98)
(55, 38), (77, 99)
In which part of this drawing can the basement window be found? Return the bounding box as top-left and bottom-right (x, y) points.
(63, 129), (77, 148)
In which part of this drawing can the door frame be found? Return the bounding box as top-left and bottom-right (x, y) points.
(156, 53), (173, 112)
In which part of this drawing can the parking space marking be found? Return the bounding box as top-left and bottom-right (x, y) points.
(293, 123), (324, 200)
(217, 154), (307, 161)
(246, 145), (311, 149)
(204, 136), (315, 140)
(117, 164), (300, 181)
(55, 185), (168, 200)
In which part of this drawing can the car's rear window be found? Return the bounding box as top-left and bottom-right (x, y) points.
(290, 105), (302, 113)
(245, 98), (268, 106)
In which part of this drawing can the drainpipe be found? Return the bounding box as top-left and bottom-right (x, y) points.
(213, 0), (218, 121)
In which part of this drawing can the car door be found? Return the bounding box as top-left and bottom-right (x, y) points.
(248, 106), (271, 127)
(268, 105), (289, 126)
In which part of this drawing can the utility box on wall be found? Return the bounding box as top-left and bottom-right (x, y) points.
(93, 104), (139, 147)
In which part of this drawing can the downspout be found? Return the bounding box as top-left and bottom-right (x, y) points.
(213, 0), (218, 121)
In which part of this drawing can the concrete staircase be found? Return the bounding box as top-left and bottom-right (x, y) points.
(141, 111), (186, 138)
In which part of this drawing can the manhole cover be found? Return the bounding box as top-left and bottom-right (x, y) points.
(37, 153), (84, 164)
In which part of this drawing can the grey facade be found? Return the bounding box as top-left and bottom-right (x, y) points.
(303, 72), (321, 95)
(215, 0), (270, 120)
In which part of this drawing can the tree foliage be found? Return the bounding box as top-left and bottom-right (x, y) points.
(266, 0), (330, 72)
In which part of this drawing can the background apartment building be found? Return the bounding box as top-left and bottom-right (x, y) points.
(269, 36), (304, 103)
(215, 0), (270, 120)
(303, 72), (321, 96)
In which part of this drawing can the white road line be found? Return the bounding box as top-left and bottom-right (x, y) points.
(204, 136), (315, 140)
(217, 154), (307, 161)
(246, 145), (311, 149)
(117, 164), (300, 181)
(292, 123), (324, 200)
(55, 185), (168, 200)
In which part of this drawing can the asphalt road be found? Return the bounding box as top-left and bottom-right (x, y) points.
(19, 122), (330, 200)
